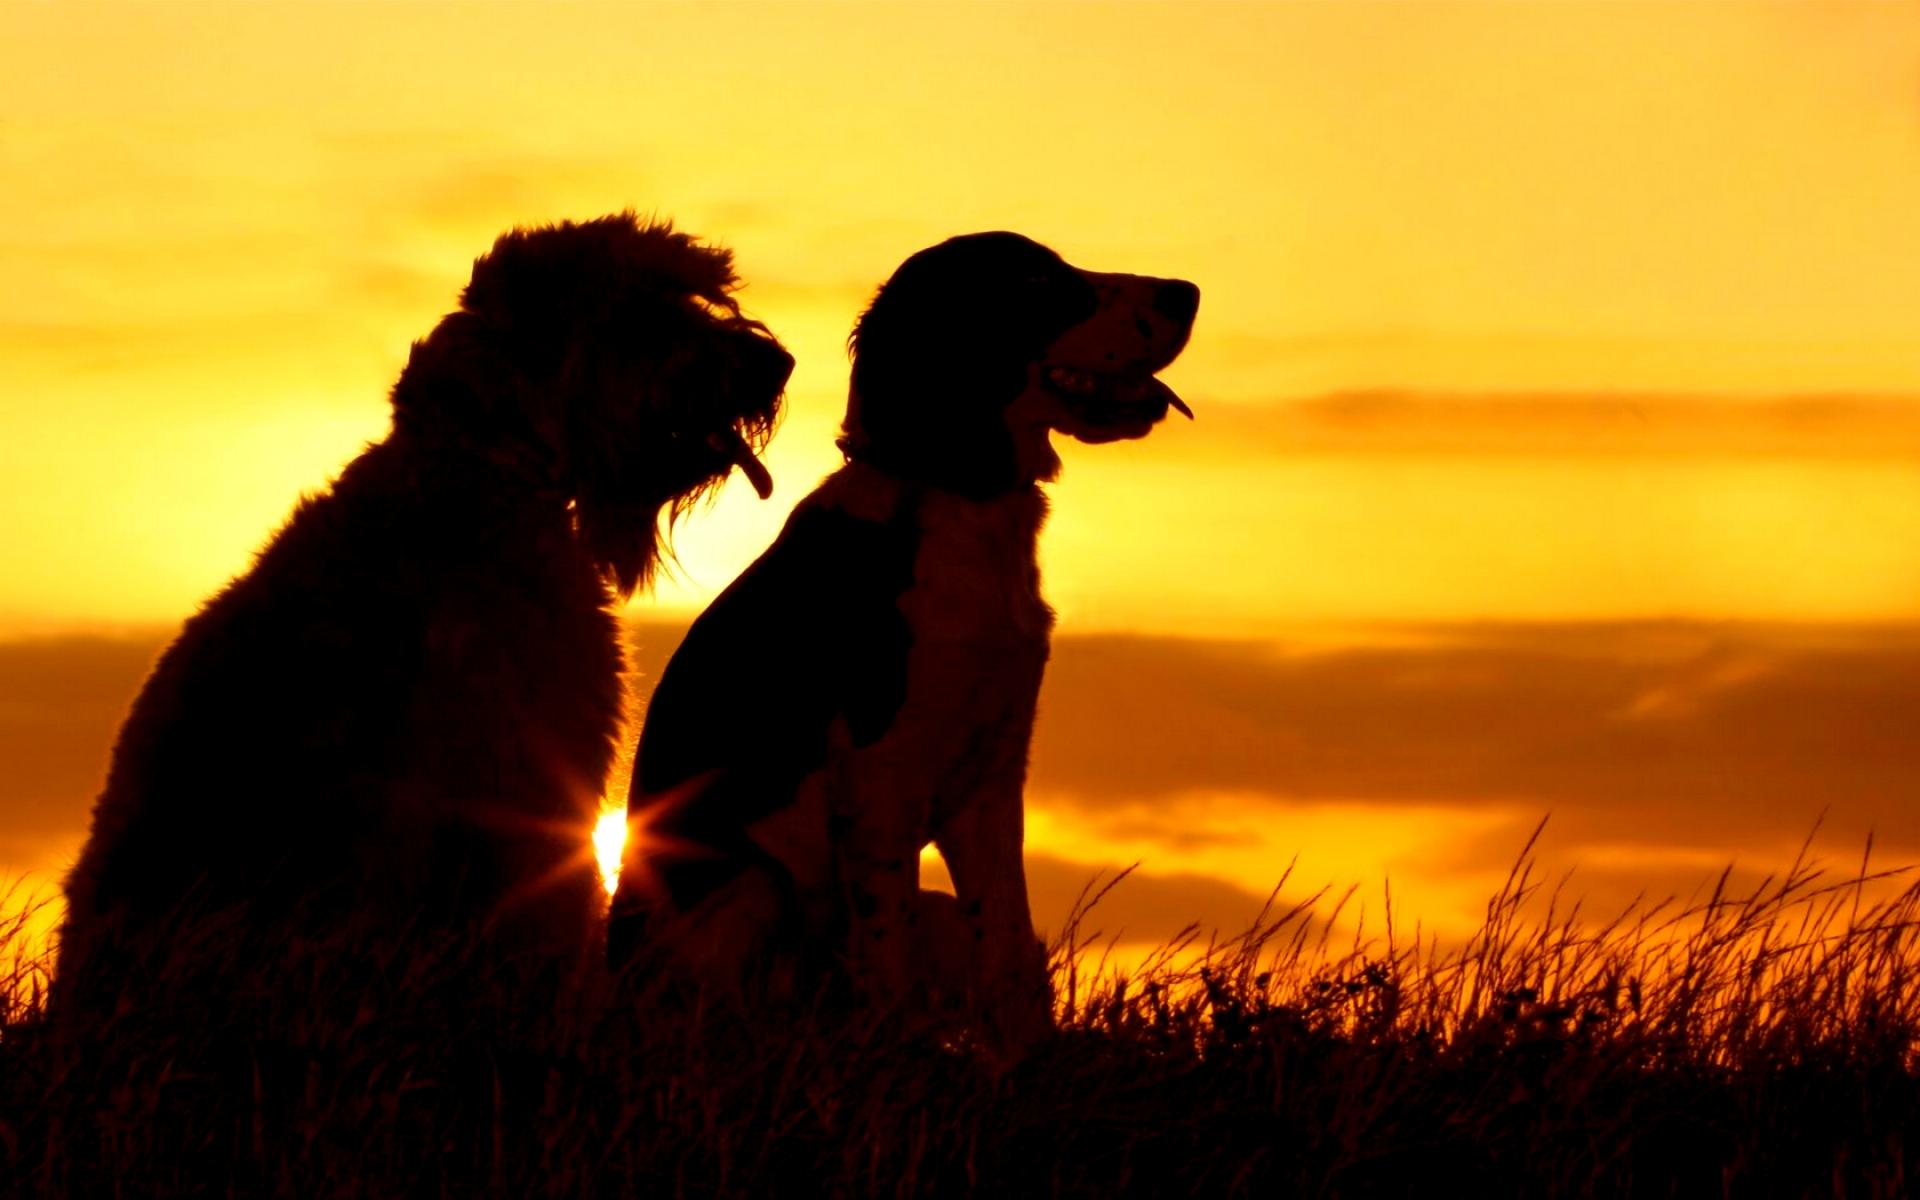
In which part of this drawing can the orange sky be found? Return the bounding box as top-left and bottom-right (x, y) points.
(4, 1), (1920, 948)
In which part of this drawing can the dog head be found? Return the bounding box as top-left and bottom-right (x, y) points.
(841, 232), (1197, 497)
(393, 213), (793, 594)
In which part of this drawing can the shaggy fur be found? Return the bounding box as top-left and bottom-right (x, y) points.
(610, 232), (1197, 1054)
(56, 213), (791, 1020)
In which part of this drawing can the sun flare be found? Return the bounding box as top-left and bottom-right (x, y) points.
(593, 806), (628, 898)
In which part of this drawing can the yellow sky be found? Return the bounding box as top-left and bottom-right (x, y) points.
(6, 1), (1920, 630)
(4, 2), (1920, 946)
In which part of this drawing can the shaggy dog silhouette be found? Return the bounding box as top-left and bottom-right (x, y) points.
(56, 213), (791, 1019)
(609, 232), (1197, 1053)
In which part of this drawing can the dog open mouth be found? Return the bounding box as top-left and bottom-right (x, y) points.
(1041, 364), (1194, 442)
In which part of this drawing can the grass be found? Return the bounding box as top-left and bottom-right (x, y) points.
(2, 824), (1916, 1198)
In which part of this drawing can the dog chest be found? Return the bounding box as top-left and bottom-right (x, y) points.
(740, 482), (1053, 894)
(886, 487), (1052, 789)
(897, 487), (1053, 650)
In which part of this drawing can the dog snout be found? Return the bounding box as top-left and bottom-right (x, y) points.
(743, 333), (796, 397)
(1154, 280), (1200, 327)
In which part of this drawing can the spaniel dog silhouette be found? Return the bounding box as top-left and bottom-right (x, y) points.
(610, 232), (1197, 1053)
(56, 214), (791, 1020)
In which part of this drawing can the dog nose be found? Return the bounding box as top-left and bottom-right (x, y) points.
(1153, 280), (1200, 325)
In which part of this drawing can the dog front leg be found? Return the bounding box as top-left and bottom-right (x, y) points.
(933, 765), (1052, 1056)
(834, 744), (929, 1012)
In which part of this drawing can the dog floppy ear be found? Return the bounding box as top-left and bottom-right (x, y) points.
(388, 217), (650, 473)
(460, 212), (743, 370)
(387, 312), (569, 480)
(840, 232), (1098, 497)
(462, 218), (619, 377)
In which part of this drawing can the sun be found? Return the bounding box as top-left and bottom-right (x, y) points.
(592, 805), (628, 897)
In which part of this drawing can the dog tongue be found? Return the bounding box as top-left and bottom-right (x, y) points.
(709, 429), (774, 499)
(737, 450), (774, 500)
(1121, 376), (1194, 421)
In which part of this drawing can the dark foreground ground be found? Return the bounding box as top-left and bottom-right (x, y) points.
(3, 843), (1916, 1198)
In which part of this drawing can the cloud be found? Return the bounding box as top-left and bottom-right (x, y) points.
(1026, 622), (1920, 854)
(1024, 853), (1286, 948)
(6, 621), (1916, 928)
(0, 635), (158, 857)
